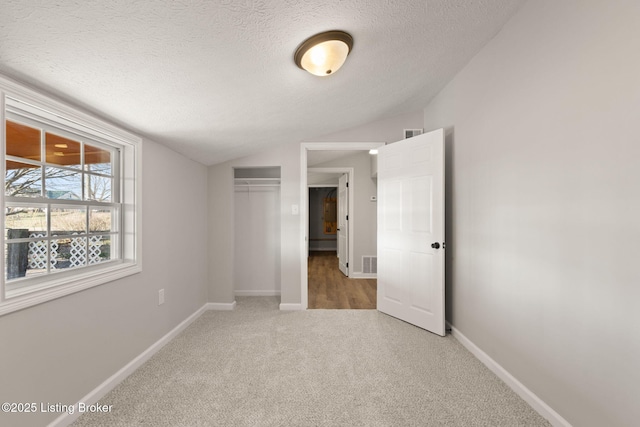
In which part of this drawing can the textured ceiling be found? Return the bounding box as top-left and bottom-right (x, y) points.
(0, 0), (525, 165)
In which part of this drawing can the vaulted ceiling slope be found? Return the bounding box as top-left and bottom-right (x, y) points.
(0, 0), (524, 165)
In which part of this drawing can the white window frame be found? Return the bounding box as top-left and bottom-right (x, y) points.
(0, 75), (142, 316)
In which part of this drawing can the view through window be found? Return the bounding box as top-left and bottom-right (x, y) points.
(0, 79), (140, 315)
(5, 118), (119, 286)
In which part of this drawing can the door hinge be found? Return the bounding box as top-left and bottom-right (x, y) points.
(346, 215), (349, 221)
(346, 262), (349, 268)
(346, 182), (349, 187)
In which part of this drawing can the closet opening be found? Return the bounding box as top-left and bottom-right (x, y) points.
(233, 167), (281, 300)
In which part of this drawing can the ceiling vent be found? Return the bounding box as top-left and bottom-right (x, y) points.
(404, 129), (423, 139)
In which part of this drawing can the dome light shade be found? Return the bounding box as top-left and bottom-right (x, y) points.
(294, 31), (353, 76)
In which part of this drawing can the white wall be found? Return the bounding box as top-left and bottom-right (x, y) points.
(423, 1), (640, 426)
(208, 141), (301, 305)
(208, 112), (423, 306)
(310, 110), (424, 143)
(207, 162), (235, 304)
(0, 138), (209, 427)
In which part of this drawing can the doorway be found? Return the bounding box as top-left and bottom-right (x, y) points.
(233, 167), (281, 297)
(301, 143), (384, 309)
(308, 186), (338, 253)
(307, 172), (375, 309)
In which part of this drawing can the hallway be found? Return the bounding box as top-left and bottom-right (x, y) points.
(307, 251), (376, 309)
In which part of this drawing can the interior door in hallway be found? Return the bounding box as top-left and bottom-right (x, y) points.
(377, 129), (445, 336)
(337, 173), (349, 277)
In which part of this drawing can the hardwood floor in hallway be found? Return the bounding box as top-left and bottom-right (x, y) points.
(308, 251), (377, 309)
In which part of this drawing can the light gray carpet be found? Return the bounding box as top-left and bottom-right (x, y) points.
(73, 297), (550, 426)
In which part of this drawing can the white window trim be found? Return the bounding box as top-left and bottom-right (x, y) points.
(0, 74), (142, 316)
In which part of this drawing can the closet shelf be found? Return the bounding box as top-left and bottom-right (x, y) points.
(234, 178), (281, 188)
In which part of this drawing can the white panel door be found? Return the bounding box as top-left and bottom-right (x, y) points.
(377, 129), (445, 336)
(337, 173), (349, 277)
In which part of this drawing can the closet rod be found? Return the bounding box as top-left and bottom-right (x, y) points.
(234, 184), (281, 188)
(234, 178), (280, 181)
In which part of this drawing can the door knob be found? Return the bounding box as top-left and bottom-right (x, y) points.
(431, 242), (441, 249)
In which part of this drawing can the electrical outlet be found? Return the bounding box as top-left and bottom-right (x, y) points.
(158, 289), (165, 305)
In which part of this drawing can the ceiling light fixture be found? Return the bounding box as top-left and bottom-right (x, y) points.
(294, 30), (353, 76)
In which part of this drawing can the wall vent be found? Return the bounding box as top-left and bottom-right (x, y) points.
(404, 128), (423, 139)
(362, 256), (377, 274)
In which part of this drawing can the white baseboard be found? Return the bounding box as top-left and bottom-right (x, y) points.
(279, 303), (304, 311)
(350, 272), (376, 279)
(48, 304), (209, 427)
(205, 301), (237, 310)
(447, 323), (571, 427)
(234, 290), (281, 297)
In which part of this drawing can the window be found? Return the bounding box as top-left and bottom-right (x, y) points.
(1, 76), (141, 315)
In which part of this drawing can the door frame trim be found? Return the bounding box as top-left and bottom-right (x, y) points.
(300, 142), (384, 309)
